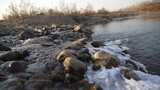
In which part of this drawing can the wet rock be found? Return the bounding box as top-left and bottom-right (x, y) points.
(24, 79), (53, 90)
(63, 57), (87, 78)
(30, 73), (52, 80)
(92, 64), (101, 71)
(0, 78), (25, 90)
(0, 61), (27, 73)
(77, 48), (91, 63)
(18, 30), (39, 40)
(13, 73), (32, 80)
(0, 51), (28, 61)
(56, 49), (76, 62)
(0, 35), (21, 47)
(0, 60), (4, 65)
(93, 51), (119, 69)
(24, 73), (53, 90)
(69, 80), (102, 90)
(51, 64), (65, 82)
(0, 24), (16, 37)
(125, 60), (138, 70)
(49, 33), (60, 40)
(0, 44), (11, 51)
(26, 62), (46, 73)
(91, 41), (105, 48)
(65, 38), (88, 50)
(120, 68), (141, 81)
(23, 36), (53, 45)
(0, 73), (7, 81)
(53, 39), (62, 45)
(61, 32), (86, 41)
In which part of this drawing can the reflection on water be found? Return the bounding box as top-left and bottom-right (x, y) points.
(92, 18), (160, 75)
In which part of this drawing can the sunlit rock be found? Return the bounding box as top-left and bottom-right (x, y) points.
(93, 51), (119, 68)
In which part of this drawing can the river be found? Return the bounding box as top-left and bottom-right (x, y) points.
(92, 16), (160, 75)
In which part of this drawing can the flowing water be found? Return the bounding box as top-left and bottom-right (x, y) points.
(85, 15), (160, 90)
(92, 16), (160, 75)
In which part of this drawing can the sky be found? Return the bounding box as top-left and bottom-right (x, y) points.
(0, 0), (151, 19)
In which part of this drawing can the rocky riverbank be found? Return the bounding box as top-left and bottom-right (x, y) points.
(0, 23), (160, 90)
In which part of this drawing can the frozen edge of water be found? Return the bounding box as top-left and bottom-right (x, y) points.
(86, 39), (160, 90)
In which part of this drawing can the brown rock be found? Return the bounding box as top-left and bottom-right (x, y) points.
(63, 57), (87, 77)
(73, 25), (81, 32)
(93, 51), (119, 68)
(120, 68), (141, 81)
(65, 38), (88, 50)
(56, 50), (75, 62)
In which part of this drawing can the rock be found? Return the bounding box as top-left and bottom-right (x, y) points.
(120, 68), (141, 81)
(30, 73), (52, 80)
(0, 73), (7, 81)
(23, 36), (53, 45)
(50, 64), (65, 82)
(92, 64), (101, 71)
(0, 78), (25, 90)
(13, 73), (32, 80)
(49, 33), (60, 40)
(93, 51), (119, 68)
(73, 25), (81, 32)
(65, 38), (88, 50)
(0, 61), (27, 73)
(61, 31), (86, 41)
(0, 51), (29, 61)
(56, 49), (76, 62)
(18, 30), (39, 40)
(63, 57), (87, 78)
(24, 73), (53, 90)
(77, 48), (91, 63)
(125, 60), (138, 70)
(24, 79), (53, 90)
(69, 80), (102, 90)
(0, 44), (11, 51)
(26, 62), (46, 73)
(91, 41), (105, 48)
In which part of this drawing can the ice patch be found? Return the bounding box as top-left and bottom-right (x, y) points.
(86, 39), (160, 90)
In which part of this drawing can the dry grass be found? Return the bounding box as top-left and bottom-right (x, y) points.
(126, 1), (160, 12)
(3, 0), (109, 22)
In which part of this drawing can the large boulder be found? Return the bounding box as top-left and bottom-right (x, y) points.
(0, 51), (29, 62)
(93, 51), (119, 69)
(63, 57), (87, 80)
(64, 38), (88, 50)
(91, 41), (105, 48)
(76, 48), (91, 63)
(18, 30), (40, 40)
(56, 49), (76, 62)
(0, 61), (27, 73)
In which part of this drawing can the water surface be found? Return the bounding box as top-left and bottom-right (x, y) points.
(92, 17), (160, 75)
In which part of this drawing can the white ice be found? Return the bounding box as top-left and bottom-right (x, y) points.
(86, 39), (160, 90)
